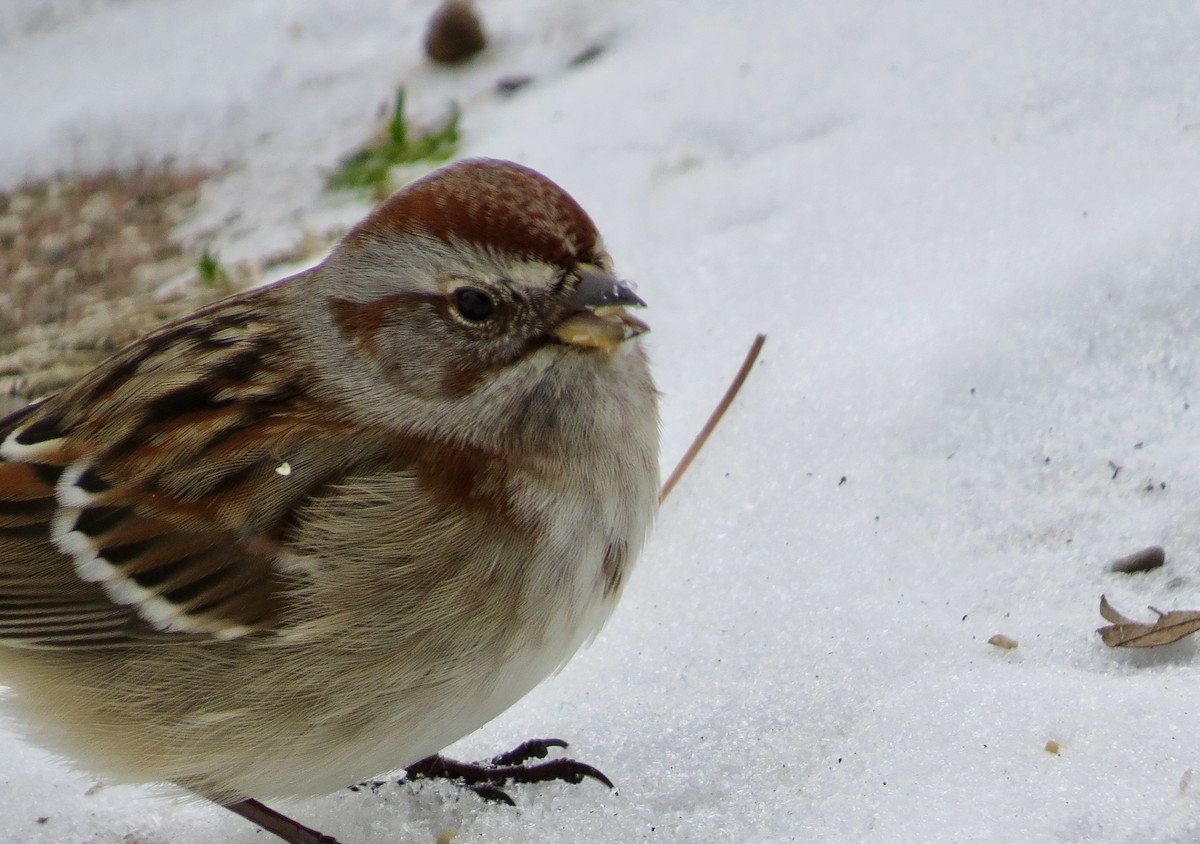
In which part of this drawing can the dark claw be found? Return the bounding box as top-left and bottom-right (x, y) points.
(495, 757), (614, 790)
(490, 737), (568, 766)
(470, 784), (516, 805)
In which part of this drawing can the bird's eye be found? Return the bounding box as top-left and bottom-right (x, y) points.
(452, 287), (495, 322)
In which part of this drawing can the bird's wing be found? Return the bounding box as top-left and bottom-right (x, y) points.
(0, 290), (400, 648)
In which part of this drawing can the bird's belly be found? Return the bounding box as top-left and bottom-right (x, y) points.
(233, 578), (616, 799)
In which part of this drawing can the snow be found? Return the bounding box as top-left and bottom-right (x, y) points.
(4, 1), (1200, 841)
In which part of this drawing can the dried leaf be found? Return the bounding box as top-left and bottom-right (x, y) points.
(987, 633), (1018, 650)
(1097, 595), (1200, 648)
(1098, 594), (1136, 625)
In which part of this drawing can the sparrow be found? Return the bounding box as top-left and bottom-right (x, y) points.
(0, 158), (659, 843)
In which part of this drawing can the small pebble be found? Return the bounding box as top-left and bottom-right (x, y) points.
(52, 267), (78, 288)
(424, 0), (487, 65)
(37, 231), (69, 262)
(496, 75), (534, 96)
(1107, 545), (1166, 574)
(987, 633), (1018, 650)
(9, 193), (35, 214)
(569, 43), (607, 67)
(79, 192), (114, 224)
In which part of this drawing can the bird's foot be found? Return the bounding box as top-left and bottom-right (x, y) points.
(225, 798), (342, 844)
(395, 738), (614, 806)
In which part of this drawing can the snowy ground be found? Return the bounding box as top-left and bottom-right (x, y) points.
(4, 1), (1200, 842)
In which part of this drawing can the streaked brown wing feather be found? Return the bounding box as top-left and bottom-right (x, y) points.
(0, 288), (400, 648)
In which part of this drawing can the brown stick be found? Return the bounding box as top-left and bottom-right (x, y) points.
(660, 333), (766, 503)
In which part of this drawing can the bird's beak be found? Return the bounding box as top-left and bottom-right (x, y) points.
(553, 265), (650, 350)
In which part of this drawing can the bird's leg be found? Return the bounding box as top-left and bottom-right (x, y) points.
(224, 798), (342, 844)
(398, 738), (615, 805)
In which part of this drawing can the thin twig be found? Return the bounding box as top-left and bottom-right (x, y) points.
(660, 333), (766, 502)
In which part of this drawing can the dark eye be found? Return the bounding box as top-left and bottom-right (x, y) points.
(452, 287), (495, 322)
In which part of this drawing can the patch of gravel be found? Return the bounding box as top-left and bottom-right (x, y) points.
(0, 169), (225, 415)
(0, 167), (346, 418)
